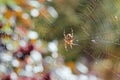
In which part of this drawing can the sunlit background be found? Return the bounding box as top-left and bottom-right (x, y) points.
(0, 0), (120, 80)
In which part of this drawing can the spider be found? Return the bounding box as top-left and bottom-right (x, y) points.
(64, 28), (78, 51)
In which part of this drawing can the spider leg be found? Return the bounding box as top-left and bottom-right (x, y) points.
(71, 28), (73, 36)
(70, 44), (73, 49)
(72, 43), (80, 46)
(63, 30), (66, 37)
(69, 40), (73, 49)
(64, 41), (68, 51)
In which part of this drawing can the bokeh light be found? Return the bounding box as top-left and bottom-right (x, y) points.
(0, 0), (120, 80)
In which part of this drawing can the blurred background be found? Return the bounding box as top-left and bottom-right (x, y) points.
(0, 0), (120, 80)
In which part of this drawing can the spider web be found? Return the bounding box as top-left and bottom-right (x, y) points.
(77, 1), (120, 79)
(73, 24), (119, 80)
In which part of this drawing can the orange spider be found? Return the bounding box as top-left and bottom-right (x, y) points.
(64, 28), (78, 51)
